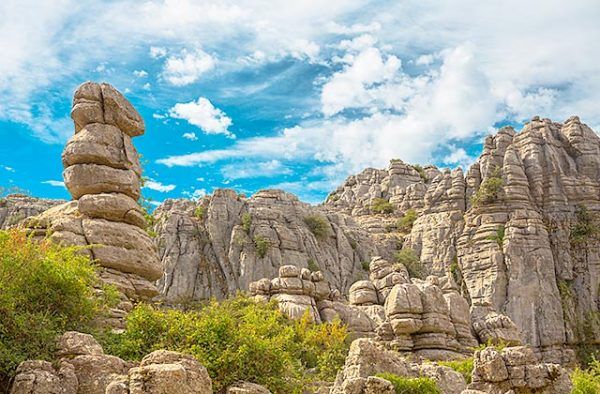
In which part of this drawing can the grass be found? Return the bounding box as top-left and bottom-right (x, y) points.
(437, 359), (473, 384)
(375, 373), (440, 394)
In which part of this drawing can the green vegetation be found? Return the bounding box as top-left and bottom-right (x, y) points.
(307, 258), (319, 272)
(0, 230), (117, 389)
(570, 205), (600, 245)
(349, 239), (358, 250)
(254, 235), (270, 258)
(395, 248), (426, 279)
(361, 261), (370, 271)
(486, 225), (505, 248)
(397, 209), (418, 233)
(371, 198), (394, 214)
(375, 373), (440, 394)
(100, 296), (349, 393)
(241, 212), (252, 233)
(450, 255), (461, 286)
(411, 164), (428, 182)
(572, 359), (600, 394)
(437, 358), (473, 384)
(304, 214), (330, 240)
(194, 206), (205, 220)
(471, 167), (503, 207)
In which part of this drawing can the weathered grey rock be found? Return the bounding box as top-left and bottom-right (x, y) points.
(226, 382), (271, 394)
(0, 194), (63, 229)
(9, 361), (77, 394)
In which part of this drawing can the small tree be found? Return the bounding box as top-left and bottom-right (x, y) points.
(304, 215), (331, 240)
(241, 212), (252, 233)
(371, 198), (394, 214)
(395, 248), (426, 279)
(254, 235), (270, 258)
(471, 167), (504, 207)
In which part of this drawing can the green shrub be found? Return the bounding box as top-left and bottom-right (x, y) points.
(438, 358), (473, 384)
(397, 209), (418, 233)
(486, 225), (505, 248)
(375, 373), (440, 394)
(241, 212), (252, 233)
(307, 258), (319, 272)
(349, 239), (358, 250)
(411, 164), (428, 182)
(471, 168), (503, 207)
(254, 235), (270, 258)
(0, 230), (116, 389)
(395, 248), (426, 279)
(361, 261), (370, 271)
(194, 206), (205, 220)
(371, 198), (394, 214)
(570, 205), (600, 245)
(572, 359), (600, 394)
(100, 296), (349, 393)
(304, 215), (330, 240)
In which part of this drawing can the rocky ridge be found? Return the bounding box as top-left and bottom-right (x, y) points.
(0, 194), (64, 229)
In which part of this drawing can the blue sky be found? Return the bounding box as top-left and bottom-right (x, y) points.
(1, 1), (600, 204)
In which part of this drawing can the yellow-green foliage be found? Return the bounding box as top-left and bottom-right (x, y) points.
(303, 215), (330, 240)
(411, 164), (428, 182)
(397, 209), (418, 233)
(307, 258), (319, 272)
(0, 230), (116, 388)
(395, 248), (426, 279)
(486, 225), (505, 248)
(570, 205), (600, 245)
(471, 168), (503, 207)
(241, 212), (252, 233)
(438, 358), (474, 384)
(194, 206), (205, 220)
(572, 359), (600, 394)
(254, 235), (270, 258)
(371, 198), (394, 214)
(375, 373), (440, 394)
(100, 296), (349, 393)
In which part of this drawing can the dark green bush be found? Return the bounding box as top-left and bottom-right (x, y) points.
(397, 209), (417, 233)
(395, 248), (426, 279)
(241, 212), (252, 233)
(371, 198), (394, 214)
(375, 373), (440, 394)
(361, 261), (370, 271)
(304, 215), (330, 240)
(570, 205), (600, 245)
(0, 230), (116, 390)
(307, 258), (319, 272)
(471, 168), (503, 207)
(254, 235), (270, 258)
(100, 296), (349, 393)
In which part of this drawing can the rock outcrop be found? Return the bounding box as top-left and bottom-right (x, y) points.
(153, 189), (384, 302)
(10, 332), (212, 394)
(22, 82), (161, 327)
(0, 194), (64, 229)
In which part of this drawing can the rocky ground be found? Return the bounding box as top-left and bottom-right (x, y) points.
(5, 81), (600, 393)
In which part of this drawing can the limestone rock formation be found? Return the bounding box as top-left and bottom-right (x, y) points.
(0, 194), (64, 229)
(22, 82), (161, 327)
(153, 189), (384, 302)
(10, 332), (212, 394)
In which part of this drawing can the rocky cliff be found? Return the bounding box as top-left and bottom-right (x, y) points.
(0, 194), (63, 229)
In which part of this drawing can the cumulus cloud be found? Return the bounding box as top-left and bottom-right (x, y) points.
(168, 97), (234, 137)
(42, 180), (65, 187)
(221, 160), (292, 180)
(133, 69), (148, 78)
(182, 132), (198, 141)
(162, 49), (215, 86)
(144, 179), (176, 193)
(1, 165), (15, 172)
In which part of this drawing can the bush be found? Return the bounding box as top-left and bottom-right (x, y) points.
(411, 164), (428, 182)
(397, 209), (417, 233)
(395, 248), (426, 279)
(471, 168), (503, 207)
(438, 358), (473, 384)
(571, 205), (600, 245)
(304, 215), (330, 240)
(241, 212), (252, 233)
(371, 198), (394, 214)
(254, 235), (270, 258)
(307, 258), (319, 272)
(361, 261), (370, 271)
(572, 359), (600, 394)
(100, 296), (349, 393)
(194, 206), (205, 220)
(0, 230), (116, 389)
(375, 373), (440, 394)
(486, 225), (505, 248)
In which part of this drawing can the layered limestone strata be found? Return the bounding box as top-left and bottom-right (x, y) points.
(22, 82), (161, 326)
(325, 116), (600, 364)
(0, 194), (64, 229)
(251, 256), (478, 359)
(153, 189), (385, 302)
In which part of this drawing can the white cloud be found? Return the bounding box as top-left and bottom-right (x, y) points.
(168, 97), (234, 137)
(162, 49), (215, 86)
(144, 179), (176, 193)
(1, 165), (15, 172)
(183, 188), (207, 200)
(42, 180), (65, 187)
(442, 146), (476, 169)
(133, 69), (148, 78)
(182, 132), (198, 141)
(221, 160), (292, 179)
(149, 46), (167, 59)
